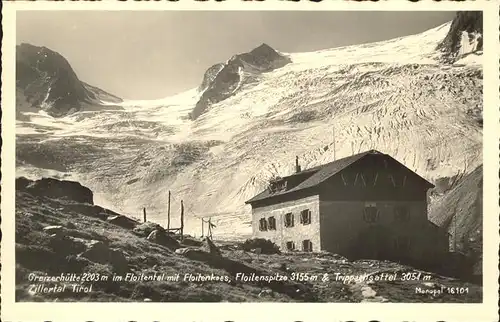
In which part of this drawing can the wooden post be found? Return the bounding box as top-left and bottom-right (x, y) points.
(143, 207), (147, 223)
(208, 217), (213, 239)
(180, 200), (184, 240)
(167, 190), (171, 231)
(201, 218), (204, 237)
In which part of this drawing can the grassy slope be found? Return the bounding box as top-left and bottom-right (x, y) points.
(15, 190), (482, 303)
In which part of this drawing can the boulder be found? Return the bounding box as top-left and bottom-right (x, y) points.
(132, 222), (164, 238)
(80, 241), (109, 263)
(180, 236), (203, 247)
(43, 225), (65, 237)
(202, 237), (221, 256)
(269, 262), (288, 271)
(79, 240), (128, 273)
(48, 235), (87, 255)
(107, 215), (139, 230)
(69, 237), (102, 249)
(175, 248), (213, 262)
(258, 289), (274, 298)
(65, 222), (77, 229)
(241, 238), (280, 254)
(18, 177), (94, 204)
(146, 229), (180, 250)
(109, 249), (129, 274)
(175, 247), (192, 255)
(64, 203), (108, 220)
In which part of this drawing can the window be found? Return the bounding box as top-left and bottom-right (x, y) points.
(363, 204), (379, 223)
(259, 218), (268, 231)
(302, 239), (313, 252)
(277, 180), (287, 191)
(394, 206), (410, 223)
(300, 209), (311, 225)
(269, 179), (287, 193)
(284, 213), (294, 227)
(268, 216), (277, 230)
(286, 241), (295, 251)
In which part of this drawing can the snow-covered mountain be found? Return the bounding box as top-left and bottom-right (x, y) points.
(192, 43), (292, 120)
(16, 43), (122, 118)
(16, 12), (483, 241)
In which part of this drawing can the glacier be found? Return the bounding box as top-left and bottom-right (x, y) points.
(16, 20), (483, 240)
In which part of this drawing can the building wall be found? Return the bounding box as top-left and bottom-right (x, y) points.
(318, 200), (447, 263)
(252, 195), (321, 252)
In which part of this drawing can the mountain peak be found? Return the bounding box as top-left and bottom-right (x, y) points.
(16, 43), (89, 116)
(16, 43), (122, 117)
(437, 11), (483, 63)
(250, 43), (276, 54)
(191, 43), (291, 120)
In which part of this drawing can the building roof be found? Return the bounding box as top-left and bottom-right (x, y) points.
(245, 150), (374, 204)
(245, 149), (433, 205)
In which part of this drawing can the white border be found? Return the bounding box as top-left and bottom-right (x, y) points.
(2, 1), (499, 321)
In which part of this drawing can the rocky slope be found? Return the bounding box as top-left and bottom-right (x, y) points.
(16, 14), (483, 242)
(15, 178), (481, 302)
(437, 11), (483, 63)
(16, 43), (122, 117)
(429, 165), (483, 275)
(191, 43), (292, 120)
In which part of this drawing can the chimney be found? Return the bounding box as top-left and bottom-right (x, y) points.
(295, 156), (301, 173)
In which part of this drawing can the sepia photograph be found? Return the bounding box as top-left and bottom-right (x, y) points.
(9, 8), (487, 305)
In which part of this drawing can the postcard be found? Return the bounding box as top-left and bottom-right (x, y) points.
(1, 1), (498, 321)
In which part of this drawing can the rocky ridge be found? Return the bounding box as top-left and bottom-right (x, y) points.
(437, 11), (483, 63)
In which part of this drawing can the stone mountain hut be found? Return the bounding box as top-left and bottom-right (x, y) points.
(245, 150), (449, 265)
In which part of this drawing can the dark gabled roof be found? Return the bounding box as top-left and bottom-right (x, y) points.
(245, 149), (434, 205)
(245, 150), (374, 204)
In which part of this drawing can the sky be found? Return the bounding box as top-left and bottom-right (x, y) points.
(16, 11), (456, 100)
